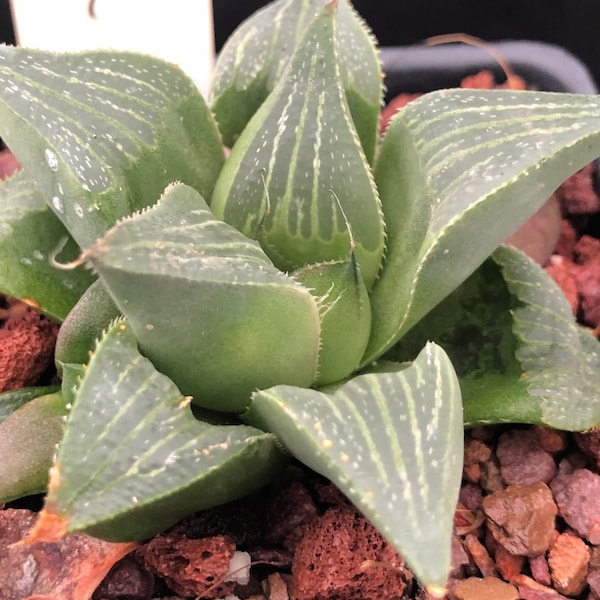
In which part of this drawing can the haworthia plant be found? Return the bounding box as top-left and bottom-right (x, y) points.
(210, 0), (382, 161)
(2, 0), (600, 592)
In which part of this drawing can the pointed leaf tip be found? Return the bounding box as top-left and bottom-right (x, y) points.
(22, 509), (68, 544)
(427, 584), (448, 599)
(246, 342), (463, 588)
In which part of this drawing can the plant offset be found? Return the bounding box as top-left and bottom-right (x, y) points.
(2, 0), (600, 593)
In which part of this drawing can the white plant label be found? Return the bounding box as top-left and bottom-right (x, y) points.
(9, 0), (215, 96)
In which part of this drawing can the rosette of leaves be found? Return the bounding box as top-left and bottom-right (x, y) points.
(2, 0), (600, 592)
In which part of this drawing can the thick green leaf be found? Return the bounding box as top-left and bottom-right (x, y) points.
(390, 245), (600, 430)
(0, 170), (93, 320)
(211, 2), (384, 289)
(0, 391), (66, 502)
(492, 245), (600, 430)
(365, 89), (600, 363)
(0, 385), (59, 425)
(0, 46), (224, 248)
(86, 182), (320, 412)
(245, 342), (463, 591)
(293, 254), (371, 385)
(210, 0), (382, 161)
(55, 279), (121, 370)
(41, 320), (286, 541)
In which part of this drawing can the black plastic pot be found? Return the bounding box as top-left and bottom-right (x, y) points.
(214, 1), (600, 92)
(380, 40), (598, 99)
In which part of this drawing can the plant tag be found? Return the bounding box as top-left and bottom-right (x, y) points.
(9, 0), (214, 95)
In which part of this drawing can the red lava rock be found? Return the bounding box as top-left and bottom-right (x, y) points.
(459, 69), (497, 89)
(478, 456), (504, 493)
(291, 505), (410, 600)
(463, 533), (497, 577)
(548, 532), (590, 596)
(496, 429), (557, 485)
(265, 479), (320, 552)
(529, 554), (552, 587)
(588, 569), (600, 598)
(314, 481), (352, 507)
(575, 429), (600, 471)
(0, 509), (136, 600)
(589, 545), (600, 570)
(463, 439), (492, 483)
(450, 534), (470, 578)
(482, 482), (557, 556)
(0, 307), (59, 392)
(142, 534), (236, 598)
(551, 469), (600, 544)
(379, 93), (420, 131)
(555, 163), (600, 215)
(533, 426), (569, 455)
(458, 483), (482, 511)
(514, 574), (569, 599)
(575, 234), (600, 263)
(450, 576), (519, 600)
(494, 545), (525, 583)
(92, 555), (154, 600)
(0, 507), (37, 545)
(576, 260), (600, 327)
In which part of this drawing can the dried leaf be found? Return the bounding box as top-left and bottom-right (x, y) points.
(0, 510), (136, 600)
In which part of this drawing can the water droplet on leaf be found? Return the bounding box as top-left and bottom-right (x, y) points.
(44, 148), (59, 171)
(52, 196), (64, 213)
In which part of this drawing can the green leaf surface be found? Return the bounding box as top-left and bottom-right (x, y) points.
(390, 245), (600, 430)
(55, 279), (121, 369)
(245, 342), (463, 590)
(493, 245), (600, 430)
(0, 46), (224, 248)
(0, 170), (93, 320)
(211, 2), (384, 289)
(86, 182), (320, 412)
(44, 320), (286, 541)
(293, 254), (371, 385)
(365, 89), (600, 363)
(0, 385), (59, 425)
(210, 0), (382, 160)
(0, 391), (66, 502)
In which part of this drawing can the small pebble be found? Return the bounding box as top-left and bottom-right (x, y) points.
(548, 532), (590, 596)
(529, 554), (552, 587)
(483, 482), (557, 556)
(494, 545), (525, 583)
(496, 429), (557, 485)
(575, 429), (600, 470)
(515, 574), (569, 599)
(551, 469), (600, 543)
(450, 576), (518, 600)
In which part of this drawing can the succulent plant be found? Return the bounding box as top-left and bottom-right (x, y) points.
(2, 0), (600, 592)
